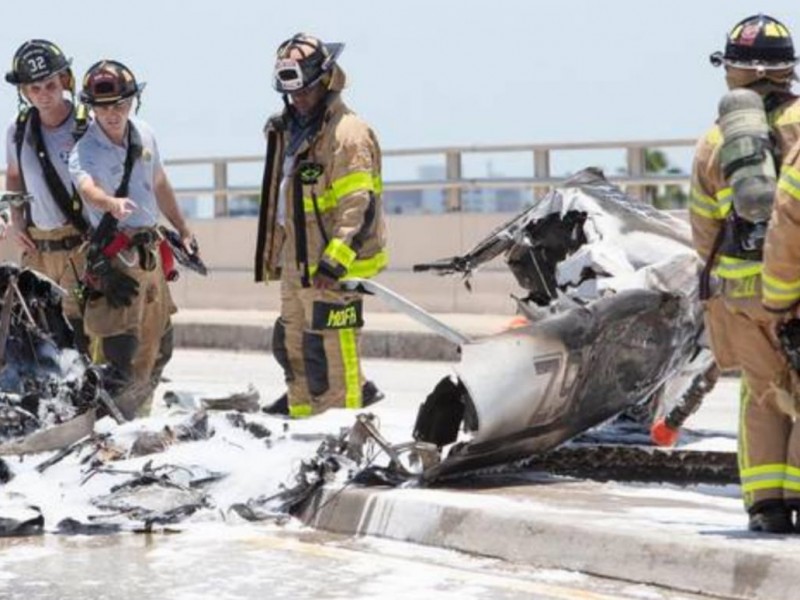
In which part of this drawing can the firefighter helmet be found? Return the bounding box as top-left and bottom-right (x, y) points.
(5, 39), (73, 87)
(273, 33), (344, 93)
(710, 14), (797, 69)
(80, 60), (144, 106)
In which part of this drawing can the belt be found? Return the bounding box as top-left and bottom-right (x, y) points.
(33, 235), (84, 253)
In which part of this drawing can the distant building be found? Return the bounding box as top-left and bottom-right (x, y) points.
(227, 195), (260, 217)
(383, 189), (423, 214)
(178, 196), (214, 219)
(418, 165), (447, 213)
(495, 188), (526, 212)
(178, 196), (200, 219)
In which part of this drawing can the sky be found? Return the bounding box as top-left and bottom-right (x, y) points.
(1, 0), (798, 184)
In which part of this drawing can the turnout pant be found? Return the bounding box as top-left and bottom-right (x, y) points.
(23, 225), (89, 354)
(276, 271), (365, 417)
(85, 240), (177, 419)
(705, 285), (800, 512)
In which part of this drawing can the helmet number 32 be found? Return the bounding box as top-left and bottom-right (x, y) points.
(26, 56), (47, 74)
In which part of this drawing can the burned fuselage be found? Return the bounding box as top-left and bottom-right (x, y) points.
(0, 265), (99, 448)
(411, 169), (711, 480)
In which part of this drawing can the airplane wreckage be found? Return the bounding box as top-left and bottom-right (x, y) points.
(0, 173), (737, 536)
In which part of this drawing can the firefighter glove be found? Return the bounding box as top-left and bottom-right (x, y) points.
(312, 261), (340, 290)
(86, 251), (139, 308)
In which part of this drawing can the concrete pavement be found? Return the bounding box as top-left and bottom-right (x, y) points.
(173, 308), (516, 361)
(167, 325), (776, 599)
(289, 373), (781, 600)
(304, 475), (795, 600)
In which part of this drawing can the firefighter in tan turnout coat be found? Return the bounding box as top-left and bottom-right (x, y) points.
(690, 14), (800, 533)
(255, 34), (387, 418)
(4, 40), (90, 354)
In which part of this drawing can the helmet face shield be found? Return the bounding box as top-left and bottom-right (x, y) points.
(272, 34), (344, 94)
(273, 58), (307, 92)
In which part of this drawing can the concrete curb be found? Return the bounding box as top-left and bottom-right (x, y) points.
(303, 486), (793, 600)
(173, 322), (461, 361)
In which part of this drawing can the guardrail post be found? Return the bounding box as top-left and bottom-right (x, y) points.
(445, 151), (462, 212)
(213, 160), (229, 217)
(626, 146), (646, 202)
(533, 149), (550, 200)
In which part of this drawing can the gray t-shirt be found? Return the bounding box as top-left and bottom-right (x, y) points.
(278, 154), (295, 226)
(5, 105), (76, 230)
(69, 117), (163, 229)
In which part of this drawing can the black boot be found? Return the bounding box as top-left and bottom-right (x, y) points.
(362, 380), (385, 408)
(263, 392), (289, 416)
(748, 500), (793, 534)
(787, 503), (800, 534)
(263, 381), (384, 416)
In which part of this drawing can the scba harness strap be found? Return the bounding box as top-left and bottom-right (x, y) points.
(14, 106), (89, 234)
(81, 124), (154, 307)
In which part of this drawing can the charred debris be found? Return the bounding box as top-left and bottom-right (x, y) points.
(0, 172), (736, 536)
(0, 264), (103, 446)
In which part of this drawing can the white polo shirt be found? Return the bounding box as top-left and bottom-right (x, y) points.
(69, 117), (162, 229)
(5, 104), (76, 230)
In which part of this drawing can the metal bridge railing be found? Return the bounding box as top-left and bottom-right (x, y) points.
(1, 138), (697, 216)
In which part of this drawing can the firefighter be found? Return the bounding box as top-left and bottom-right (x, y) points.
(68, 60), (193, 419)
(690, 14), (800, 533)
(256, 33), (387, 417)
(3, 39), (90, 354)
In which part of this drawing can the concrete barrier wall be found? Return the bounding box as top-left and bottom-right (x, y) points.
(0, 213), (523, 314)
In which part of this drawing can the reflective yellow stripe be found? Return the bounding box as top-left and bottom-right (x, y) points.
(289, 404), (313, 418)
(333, 171), (378, 198)
(324, 238), (357, 269)
(309, 249), (389, 280)
(690, 187), (733, 219)
(741, 463), (787, 494)
(303, 173), (383, 214)
(741, 463), (788, 477)
(762, 272), (800, 304)
(738, 380), (752, 507)
(689, 187), (730, 219)
(705, 126), (722, 146)
(742, 479), (787, 493)
(715, 188), (733, 217)
(778, 180), (800, 201)
(339, 328), (360, 409)
(784, 165), (800, 180)
(779, 166), (800, 201)
(713, 256), (762, 279)
(773, 104), (800, 127)
(343, 250), (389, 279)
(303, 192), (338, 214)
(785, 466), (800, 492)
(689, 187), (720, 219)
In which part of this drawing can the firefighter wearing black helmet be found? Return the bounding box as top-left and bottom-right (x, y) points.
(690, 14), (800, 533)
(3, 39), (90, 354)
(68, 60), (194, 419)
(256, 33), (388, 417)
